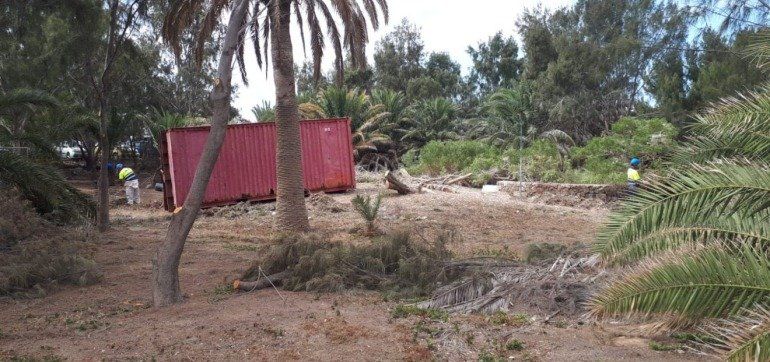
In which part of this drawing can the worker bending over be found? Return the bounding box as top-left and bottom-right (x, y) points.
(627, 157), (641, 194)
(116, 163), (140, 205)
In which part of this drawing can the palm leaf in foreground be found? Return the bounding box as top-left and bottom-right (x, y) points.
(604, 213), (770, 265)
(588, 243), (770, 322)
(595, 161), (770, 257)
(673, 88), (770, 163)
(0, 151), (94, 220)
(705, 305), (770, 362)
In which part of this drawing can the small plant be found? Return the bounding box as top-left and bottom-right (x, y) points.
(648, 341), (681, 352)
(209, 283), (234, 303)
(477, 349), (500, 362)
(262, 326), (285, 338)
(489, 311), (530, 326)
(392, 305), (449, 322)
(506, 339), (525, 351)
(351, 194), (382, 235)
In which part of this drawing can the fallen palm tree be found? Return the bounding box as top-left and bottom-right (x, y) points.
(385, 169), (473, 195)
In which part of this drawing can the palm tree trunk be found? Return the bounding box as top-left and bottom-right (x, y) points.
(271, 0), (310, 232)
(151, 0), (250, 307)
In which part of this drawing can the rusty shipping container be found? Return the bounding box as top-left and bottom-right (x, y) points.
(160, 118), (355, 211)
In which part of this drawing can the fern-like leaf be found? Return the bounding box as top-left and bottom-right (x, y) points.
(588, 243), (770, 323)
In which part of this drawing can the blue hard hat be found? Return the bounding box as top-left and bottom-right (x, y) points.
(630, 158), (641, 166)
(116, 163), (124, 170)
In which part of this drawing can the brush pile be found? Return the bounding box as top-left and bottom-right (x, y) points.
(0, 189), (101, 297)
(417, 252), (605, 317)
(236, 230), (460, 297)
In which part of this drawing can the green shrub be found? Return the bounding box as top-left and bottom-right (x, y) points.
(571, 117), (677, 177)
(417, 140), (500, 175)
(406, 117), (678, 186)
(503, 139), (563, 182)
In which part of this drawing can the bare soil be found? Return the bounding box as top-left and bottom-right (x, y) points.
(0, 179), (707, 361)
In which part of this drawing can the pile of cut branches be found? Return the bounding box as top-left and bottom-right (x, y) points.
(235, 230), (460, 297)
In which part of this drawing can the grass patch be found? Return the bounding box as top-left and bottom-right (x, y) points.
(506, 339), (525, 351)
(392, 305), (449, 322)
(222, 243), (260, 252)
(209, 283), (235, 303)
(649, 341), (682, 352)
(489, 311), (530, 326)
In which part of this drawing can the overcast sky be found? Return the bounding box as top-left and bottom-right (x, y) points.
(232, 0), (576, 119)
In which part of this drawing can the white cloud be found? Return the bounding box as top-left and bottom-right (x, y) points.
(233, 0), (575, 119)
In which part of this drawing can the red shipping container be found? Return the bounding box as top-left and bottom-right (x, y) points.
(160, 118), (355, 211)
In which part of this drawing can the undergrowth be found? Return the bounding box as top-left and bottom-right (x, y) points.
(0, 189), (101, 297)
(242, 230), (458, 298)
(391, 304), (449, 321)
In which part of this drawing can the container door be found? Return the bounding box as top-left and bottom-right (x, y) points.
(321, 123), (346, 189)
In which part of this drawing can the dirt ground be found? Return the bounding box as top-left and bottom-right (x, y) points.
(0, 177), (708, 361)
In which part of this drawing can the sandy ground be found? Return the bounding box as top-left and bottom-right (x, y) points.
(0, 180), (707, 361)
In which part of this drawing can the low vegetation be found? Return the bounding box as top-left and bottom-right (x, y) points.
(242, 230), (457, 298)
(0, 190), (101, 297)
(405, 117), (678, 186)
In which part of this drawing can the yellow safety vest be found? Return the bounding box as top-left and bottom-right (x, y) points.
(627, 168), (641, 182)
(118, 167), (137, 181)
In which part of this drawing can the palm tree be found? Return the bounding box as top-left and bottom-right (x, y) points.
(401, 97), (459, 149)
(300, 86), (396, 169)
(155, 0), (388, 305)
(164, 0), (388, 232)
(589, 78), (770, 359)
(470, 86), (531, 148)
(0, 89), (94, 220)
(251, 100), (275, 122)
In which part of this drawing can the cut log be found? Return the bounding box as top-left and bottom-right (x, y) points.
(232, 270), (291, 292)
(446, 173), (473, 185)
(385, 170), (416, 194)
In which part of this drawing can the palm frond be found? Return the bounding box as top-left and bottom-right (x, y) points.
(606, 213), (770, 265)
(705, 305), (770, 362)
(588, 243), (770, 323)
(674, 88), (770, 163)
(596, 161), (770, 257)
(0, 89), (59, 114)
(744, 30), (770, 69)
(0, 151), (95, 220)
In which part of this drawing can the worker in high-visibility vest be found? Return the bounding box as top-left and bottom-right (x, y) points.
(627, 157), (642, 194)
(116, 163), (140, 205)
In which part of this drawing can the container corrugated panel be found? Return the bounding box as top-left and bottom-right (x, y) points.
(161, 118), (355, 211)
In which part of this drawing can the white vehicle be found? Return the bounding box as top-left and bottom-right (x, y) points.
(56, 142), (83, 159)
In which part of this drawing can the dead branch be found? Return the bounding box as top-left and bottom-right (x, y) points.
(232, 271), (291, 292)
(446, 173), (473, 185)
(385, 170), (417, 194)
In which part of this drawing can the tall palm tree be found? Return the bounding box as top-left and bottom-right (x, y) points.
(164, 0), (388, 232)
(589, 80), (770, 360)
